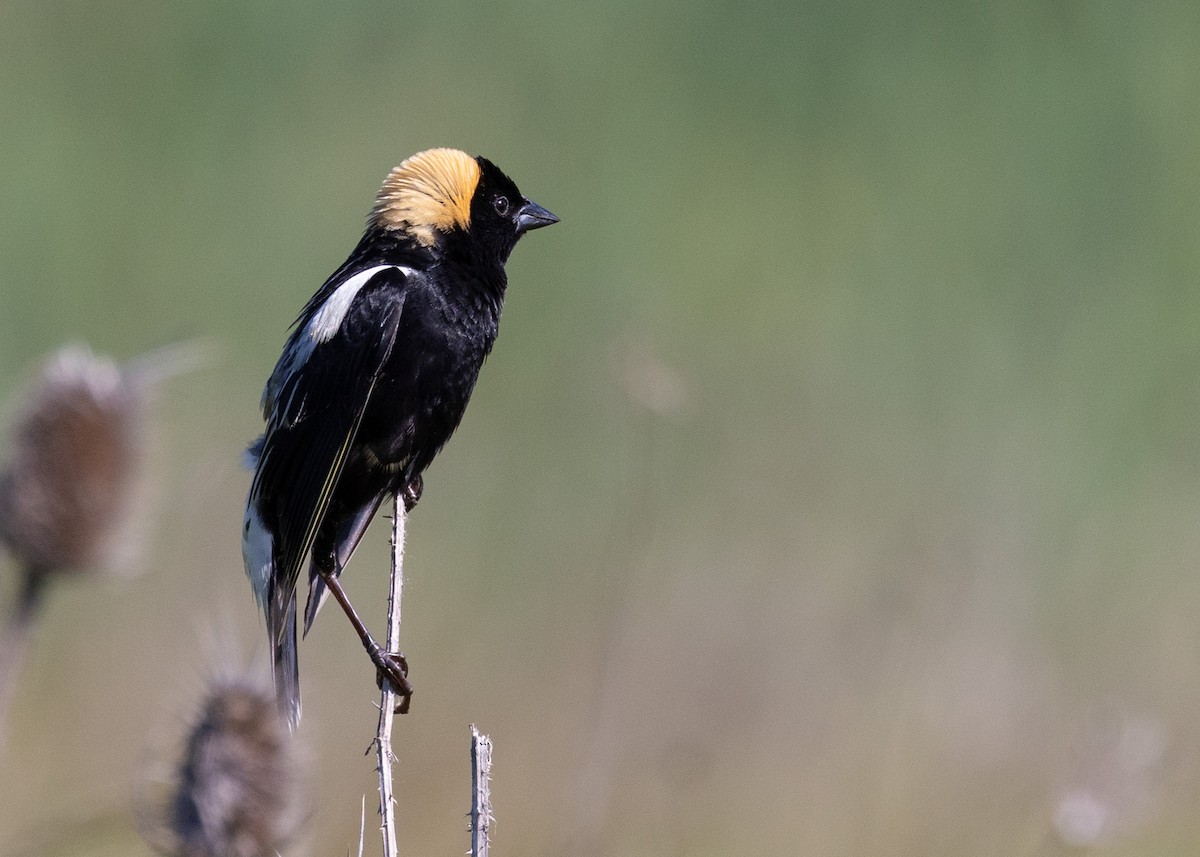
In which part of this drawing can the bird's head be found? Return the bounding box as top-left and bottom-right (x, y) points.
(370, 148), (557, 261)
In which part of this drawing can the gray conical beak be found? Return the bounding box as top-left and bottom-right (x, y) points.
(515, 199), (559, 234)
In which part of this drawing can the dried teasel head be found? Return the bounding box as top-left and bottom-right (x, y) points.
(0, 345), (148, 576)
(139, 676), (303, 857)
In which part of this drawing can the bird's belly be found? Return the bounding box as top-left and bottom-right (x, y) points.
(356, 354), (482, 478)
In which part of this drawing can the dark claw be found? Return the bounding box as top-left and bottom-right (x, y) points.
(402, 476), (423, 512)
(374, 651), (413, 714)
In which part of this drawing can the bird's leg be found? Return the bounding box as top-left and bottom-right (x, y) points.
(402, 474), (423, 512)
(316, 566), (413, 713)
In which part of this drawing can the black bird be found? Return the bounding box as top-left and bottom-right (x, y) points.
(242, 148), (556, 727)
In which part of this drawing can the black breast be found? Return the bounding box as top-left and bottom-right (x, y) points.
(355, 275), (499, 486)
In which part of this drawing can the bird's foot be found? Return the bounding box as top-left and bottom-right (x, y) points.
(373, 649), (413, 714)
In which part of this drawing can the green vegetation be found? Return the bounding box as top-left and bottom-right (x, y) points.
(2, 1), (1200, 854)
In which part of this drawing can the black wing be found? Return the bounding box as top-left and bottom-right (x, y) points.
(250, 267), (408, 607)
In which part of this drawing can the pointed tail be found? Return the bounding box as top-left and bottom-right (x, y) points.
(268, 590), (301, 730)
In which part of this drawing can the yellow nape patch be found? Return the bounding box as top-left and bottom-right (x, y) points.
(370, 148), (482, 245)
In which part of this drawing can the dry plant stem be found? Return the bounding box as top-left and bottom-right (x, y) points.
(0, 568), (49, 744)
(470, 726), (493, 857)
(357, 795), (367, 857)
(375, 494), (406, 857)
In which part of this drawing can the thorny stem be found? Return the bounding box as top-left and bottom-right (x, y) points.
(375, 494), (405, 857)
(470, 726), (493, 857)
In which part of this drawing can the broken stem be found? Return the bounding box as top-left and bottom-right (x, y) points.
(470, 725), (493, 857)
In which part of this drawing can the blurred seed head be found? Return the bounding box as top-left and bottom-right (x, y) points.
(0, 343), (191, 576)
(139, 676), (302, 857)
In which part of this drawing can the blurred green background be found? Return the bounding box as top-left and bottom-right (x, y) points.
(2, 1), (1200, 854)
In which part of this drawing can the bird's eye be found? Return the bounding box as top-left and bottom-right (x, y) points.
(494, 196), (510, 216)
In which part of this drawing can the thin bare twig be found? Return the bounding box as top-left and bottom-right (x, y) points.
(356, 795), (367, 857)
(375, 495), (406, 857)
(470, 725), (493, 857)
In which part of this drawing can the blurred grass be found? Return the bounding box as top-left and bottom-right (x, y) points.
(2, 1), (1200, 855)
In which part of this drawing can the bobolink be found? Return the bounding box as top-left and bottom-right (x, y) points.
(242, 148), (556, 727)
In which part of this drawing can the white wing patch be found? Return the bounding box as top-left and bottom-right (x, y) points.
(309, 264), (404, 343)
(263, 264), (413, 416)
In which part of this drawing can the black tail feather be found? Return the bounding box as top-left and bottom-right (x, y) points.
(269, 589), (301, 730)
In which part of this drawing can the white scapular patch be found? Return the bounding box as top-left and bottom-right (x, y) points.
(242, 501), (274, 610)
(308, 264), (406, 343)
(263, 264), (411, 416)
(261, 263), (414, 418)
